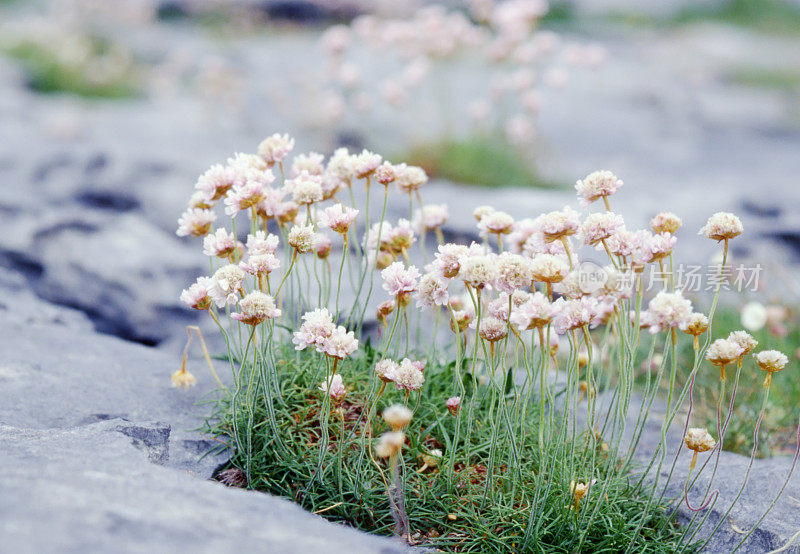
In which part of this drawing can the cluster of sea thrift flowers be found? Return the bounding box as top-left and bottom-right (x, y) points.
(174, 133), (796, 550)
(318, 2), (607, 147)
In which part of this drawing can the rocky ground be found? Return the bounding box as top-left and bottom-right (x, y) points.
(1, 1), (800, 552)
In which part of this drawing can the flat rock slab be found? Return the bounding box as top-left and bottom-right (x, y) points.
(0, 269), (409, 553)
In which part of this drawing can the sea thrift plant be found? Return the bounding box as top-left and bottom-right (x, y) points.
(174, 133), (798, 552)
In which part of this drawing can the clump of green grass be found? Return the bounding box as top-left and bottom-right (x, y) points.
(405, 137), (562, 189)
(205, 342), (687, 552)
(672, 0), (800, 35)
(672, 306), (800, 458)
(725, 65), (800, 93)
(3, 38), (139, 99)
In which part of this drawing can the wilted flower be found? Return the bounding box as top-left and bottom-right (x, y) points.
(699, 212), (743, 242)
(177, 208), (216, 238)
(570, 479), (597, 512)
(575, 170), (623, 207)
(375, 431), (405, 458)
(383, 404), (413, 430)
(171, 368), (197, 389)
(684, 427), (716, 470)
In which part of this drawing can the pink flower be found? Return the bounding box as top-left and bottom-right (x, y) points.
(320, 374), (347, 403)
(413, 204), (449, 232)
(285, 170), (324, 205)
(293, 308), (336, 350)
(320, 325), (359, 359)
(534, 206), (581, 242)
(415, 272), (449, 309)
(290, 152), (325, 177)
(352, 149), (382, 178)
(495, 252), (532, 294)
(246, 231), (279, 256)
(231, 291), (281, 325)
(195, 164), (235, 202)
(431, 243), (469, 278)
(575, 170), (623, 207)
(644, 291), (693, 334)
(381, 262), (421, 297)
(392, 358), (425, 392)
(180, 276), (213, 310)
(203, 228), (237, 258)
(579, 212), (624, 246)
(258, 133), (295, 166)
(446, 396), (461, 415)
(510, 292), (557, 330)
(239, 253), (280, 276)
(318, 203), (359, 234)
(224, 179), (268, 216)
(177, 208), (216, 238)
(552, 297), (598, 334)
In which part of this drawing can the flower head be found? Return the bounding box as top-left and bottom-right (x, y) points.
(530, 254), (569, 284)
(755, 350), (788, 374)
(706, 338), (744, 370)
(552, 297), (598, 334)
(644, 291), (693, 334)
(460, 254), (498, 289)
(699, 212), (743, 241)
(196, 164), (235, 202)
(478, 210), (515, 236)
(290, 152), (325, 177)
(495, 252), (532, 294)
(285, 170), (323, 205)
(374, 162), (397, 185)
(318, 203), (359, 234)
(414, 204), (449, 232)
(203, 228), (237, 258)
(177, 208), (216, 238)
(741, 301), (768, 332)
(579, 212), (624, 246)
(727, 330), (757, 357)
(511, 292), (556, 330)
(575, 170), (623, 207)
(375, 359), (399, 383)
(208, 264), (246, 308)
(352, 149), (382, 178)
(171, 369), (197, 389)
(246, 231), (279, 256)
(180, 276), (213, 310)
(258, 133), (295, 166)
(375, 431), (405, 458)
(239, 253), (281, 276)
(320, 374), (347, 403)
(535, 206), (581, 242)
(314, 234), (332, 259)
(321, 325), (359, 359)
(383, 404), (413, 430)
(288, 223), (315, 253)
(477, 316), (508, 342)
(231, 291), (281, 325)
(293, 308), (336, 350)
(381, 262), (421, 298)
(446, 396), (461, 415)
(416, 272), (449, 309)
(395, 164), (428, 194)
(681, 312), (709, 336)
(684, 428), (716, 453)
(650, 212), (682, 234)
(392, 358), (425, 392)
